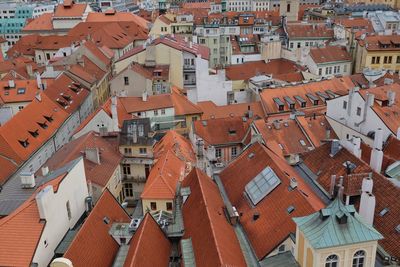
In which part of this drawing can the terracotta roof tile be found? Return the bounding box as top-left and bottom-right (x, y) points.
(220, 143), (324, 259)
(310, 46), (351, 64)
(357, 35), (400, 51)
(0, 79), (47, 104)
(124, 213), (171, 267)
(198, 101), (264, 120)
(86, 11), (150, 29)
(22, 13), (53, 32)
(225, 59), (304, 81)
(296, 114), (337, 147)
(141, 150), (186, 200)
(64, 190), (130, 267)
(54, 2), (87, 18)
(154, 130), (196, 164)
(193, 116), (251, 145)
(182, 168), (247, 266)
(286, 23), (334, 39)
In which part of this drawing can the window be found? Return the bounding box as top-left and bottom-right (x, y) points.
(290, 42), (294, 49)
(150, 202), (157, 210)
(138, 124), (144, 136)
(278, 244), (286, 253)
(154, 110), (158, 116)
(66, 201), (71, 220)
(124, 183), (133, 197)
(344, 64), (348, 73)
(356, 107), (362, 116)
(371, 56), (376, 64)
(139, 147), (147, 154)
(122, 164), (131, 175)
(161, 109), (165, 115)
(376, 56), (380, 64)
(124, 76), (129, 85)
(215, 148), (222, 158)
(325, 254), (338, 267)
(384, 56), (392, 64)
(231, 146), (237, 157)
(297, 42), (301, 48)
(17, 88), (25, 94)
(287, 3), (290, 12)
(343, 100), (347, 109)
(166, 202), (173, 211)
(18, 106), (24, 111)
(318, 68), (322, 76)
(352, 250), (365, 267)
(181, 120), (187, 128)
(124, 147), (132, 155)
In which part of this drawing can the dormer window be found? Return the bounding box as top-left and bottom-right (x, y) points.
(62, 94), (72, 101)
(29, 130), (39, 138)
(17, 88), (26, 94)
(44, 115), (53, 122)
(38, 121), (48, 129)
(57, 99), (68, 107)
(19, 139), (29, 148)
(228, 128), (236, 135)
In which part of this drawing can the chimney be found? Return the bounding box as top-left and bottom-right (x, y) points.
(370, 128), (384, 173)
(387, 90), (396, 106)
(273, 120), (281, 129)
(36, 72), (43, 90)
(289, 177), (298, 189)
(330, 175), (337, 197)
(111, 95), (119, 132)
(20, 172), (35, 188)
(359, 176), (375, 225)
(35, 185), (55, 220)
(189, 41), (193, 48)
(325, 127), (331, 139)
(397, 127), (400, 140)
(330, 139), (341, 157)
(373, 128), (383, 150)
(366, 93), (375, 107)
(352, 137), (362, 159)
(41, 166), (49, 176)
(8, 80), (15, 88)
(142, 91), (148, 102)
(85, 147), (101, 165)
(26, 64), (34, 78)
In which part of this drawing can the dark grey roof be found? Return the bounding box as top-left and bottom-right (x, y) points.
(0, 157), (82, 216)
(259, 251), (300, 267)
(119, 118), (154, 146)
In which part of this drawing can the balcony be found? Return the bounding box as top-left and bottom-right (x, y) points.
(122, 175), (147, 183)
(184, 79), (196, 86)
(183, 64), (196, 71)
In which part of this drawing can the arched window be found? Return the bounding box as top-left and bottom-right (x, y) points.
(352, 250), (366, 267)
(325, 254), (339, 267)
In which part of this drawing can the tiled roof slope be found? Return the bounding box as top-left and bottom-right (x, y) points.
(141, 150), (186, 200)
(182, 168), (247, 266)
(219, 142), (324, 259)
(39, 131), (122, 187)
(64, 190), (130, 267)
(54, 1), (87, 17)
(296, 115), (337, 147)
(197, 101), (265, 120)
(124, 213), (172, 267)
(310, 46), (351, 64)
(86, 11), (149, 29)
(301, 143), (400, 258)
(293, 197), (383, 249)
(154, 130), (196, 164)
(286, 23), (334, 39)
(22, 13), (53, 32)
(193, 116), (251, 145)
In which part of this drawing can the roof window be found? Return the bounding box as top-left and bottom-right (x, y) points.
(17, 88), (26, 94)
(379, 208), (389, 217)
(37, 121), (48, 129)
(29, 130), (39, 138)
(18, 139), (29, 148)
(245, 166), (281, 205)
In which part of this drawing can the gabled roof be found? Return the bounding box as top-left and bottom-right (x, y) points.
(123, 213), (171, 267)
(141, 150), (185, 200)
(357, 35), (400, 51)
(296, 115), (337, 147)
(193, 116), (251, 146)
(293, 197), (383, 249)
(54, 1), (88, 18)
(39, 131), (122, 187)
(64, 190), (130, 267)
(0, 79), (45, 104)
(219, 142), (324, 259)
(182, 168), (247, 266)
(154, 130), (196, 164)
(22, 13), (53, 32)
(286, 23), (334, 39)
(170, 86), (202, 115)
(198, 101), (264, 120)
(86, 11), (150, 29)
(310, 46), (351, 64)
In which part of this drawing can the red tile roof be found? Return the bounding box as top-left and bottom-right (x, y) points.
(181, 2), (211, 9)
(141, 150), (186, 200)
(0, 79), (46, 104)
(154, 130), (196, 164)
(64, 189), (130, 267)
(301, 143), (400, 258)
(260, 77), (355, 115)
(39, 131), (122, 187)
(22, 13), (53, 32)
(357, 35), (400, 51)
(182, 168), (247, 266)
(286, 23), (334, 39)
(86, 11), (150, 29)
(198, 101), (265, 120)
(124, 213), (172, 267)
(225, 59), (304, 81)
(334, 18), (373, 31)
(193, 116), (251, 146)
(219, 143), (324, 259)
(296, 114), (337, 147)
(310, 46), (351, 64)
(54, 1), (88, 18)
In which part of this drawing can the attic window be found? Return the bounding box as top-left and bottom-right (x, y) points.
(37, 121), (48, 129)
(379, 208), (389, 217)
(299, 139), (307, 146)
(103, 216), (110, 224)
(287, 205), (295, 214)
(44, 115), (53, 122)
(57, 99), (68, 107)
(17, 88), (26, 94)
(18, 139), (29, 148)
(62, 94), (72, 101)
(248, 152), (255, 159)
(228, 128), (236, 135)
(29, 130), (39, 138)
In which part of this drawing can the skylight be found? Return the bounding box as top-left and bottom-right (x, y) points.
(245, 166), (281, 205)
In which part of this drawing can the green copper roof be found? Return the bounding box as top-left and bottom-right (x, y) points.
(385, 161), (400, 181)
(293, 198), (383, 249)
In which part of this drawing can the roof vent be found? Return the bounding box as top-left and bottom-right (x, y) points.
(379, 207), (389, 217)
(20, 173), (35, 188)
(289, 178), (298, 190)
(201, 120), (207, 126)
(287, 206), (295, 214)
(103, 216), (110, 224)
(253, 212), (260, 221)
(248, 152), (255, 159)
(336, 211), (348, 224)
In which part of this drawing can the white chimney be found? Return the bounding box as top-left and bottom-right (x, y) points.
(41, 166), (49, 176)
(189, 41), (193, 48)
(366, 93), (375, 107)
(20, 172), (35, 188)
(36, 72), (43, 90)
(387, 90), (396, 106)
(35, 185), (55, 220)
(330, 175), (336, 196)
(359, 177), (375, 225)
(373, 128), (383, 150)
(85, 147), (101, 165)
(370, 149), (383, 173)
(289, 177), (298, 189)
(26, 64), (34, 78)
(8, 80), (15, 88)
(142, 91), (148, 102)
(397, 127), (400, 140)
(352, 137), (362, 159)
(111, 95), (119, 132)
